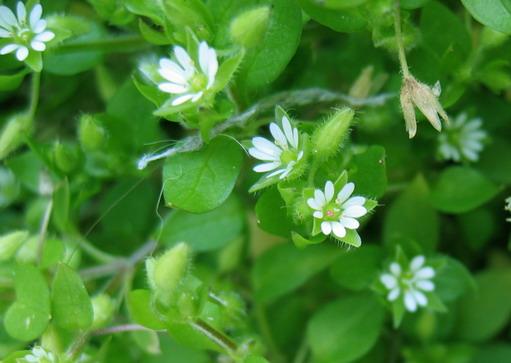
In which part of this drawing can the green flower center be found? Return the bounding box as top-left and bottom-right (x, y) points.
(323, 204), (341, 221)
(190, 74), (208, 92)
(280, 149), (297, 164)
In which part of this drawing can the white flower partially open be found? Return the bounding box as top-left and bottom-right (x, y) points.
(158, 41), (218, 106)
(307, 181), (367, 238)
(380, 255), (435, 312)
(0, 2), (55, 61)
(249, 115), (304, 179)
(24, 346), (56, 363)
(438, 113), (486, 162)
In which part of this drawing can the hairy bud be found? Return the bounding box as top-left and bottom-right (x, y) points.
(230, 6), (270, 48)
(312, 108), (354, 160)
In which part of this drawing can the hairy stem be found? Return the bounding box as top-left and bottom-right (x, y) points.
(55, 34), (148, 54)
(36, 198), (53, 266)
(190, 319), (239, 359)
(138, 88), (396, 169)
(393, 0), (410, 77)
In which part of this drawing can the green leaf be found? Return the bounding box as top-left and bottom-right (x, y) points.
(461, 0), (511, 34)
(213, 48), (245, 92)
(51, 263), (94, 331)
(159, 195), (244, 251)
(4, 264), (51, 341)
(298, 0), (367, 33)
(430, 167), (499, 214)
(330, 245), (384, 291)
(127, 290), (166, 330)
(235, 0), (303, 89)
(348, 145), (387, 198)
(307, 294), (385, 363)
(454, 269), (511, 342)
(420, 1), (471, 71)
(383, 175), (439, 252)
(0, 69), (29, 91)
(471, 344), (511, 363)
(163, 136), (243, 213)
(434, 256), (475, 302)
(252, 243), (341, 304)
(255, 187), (293, 237)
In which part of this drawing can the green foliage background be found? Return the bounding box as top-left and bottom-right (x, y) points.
(0, 0), (511, 362)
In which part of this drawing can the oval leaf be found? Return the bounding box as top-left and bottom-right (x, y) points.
(163, 136), (243, 213)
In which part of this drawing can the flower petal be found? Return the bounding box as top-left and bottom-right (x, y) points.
(314, 189), (326, 208)
(198, 41), (210, 76)
(15, 46), (28, 61)
(321, 221), (332, 235)
(252, 137), (282, 157)
(159, 59), (188, 84)
(249, 147), (279, 162)
(0, 43), (19, 54)
(411, 289), (428, 306)
(174, 46), (194, 76)
(340, 216), (359, 229)
(266, 168), (286, 179)
(34, 30), (54, 42)
(206, 47), (218, 87)
(410, 255), (425, 271)
(380, 273), (397, 289)
(29, 4), (43, 29)
(16, 2), (26, 23)
(171, 94), (194, 106)
(324, 181), (334, 202)
(0, 6), (18, 28)
(331, 221), (346, 238)
(390, 262), (401, 276)
(415, 266), (435, 279)
(282, 116), (296, 148)
(307, 198), (320, 210)
(416, 280), (434, 291)
(336, 182), (354, 204)
(388, 287), (400, 301)
(269, 122), (287, 146)
(404, 291), (417, 312)
(343, 196), (366, 208)
(0, 28), (10, 37)
(313, 211), (323, 219)
(253, 161), (280, 173)
(158, 82), (188, 94)
(343, 205), (367, 218)
(31, 40), (46, 51)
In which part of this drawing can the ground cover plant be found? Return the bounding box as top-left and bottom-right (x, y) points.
(1, 0), (511, 362)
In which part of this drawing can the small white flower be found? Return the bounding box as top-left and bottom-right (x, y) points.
(307, 181), (367, 238)
(0, 2), (55, 61)
(380, 255), (436, 313)
(505, 197), (511, 222)
(24, 346), (56, 363)
(249, 115), (304, 180)
(438, 113), (487, 162)
(157, 41), (218, 106)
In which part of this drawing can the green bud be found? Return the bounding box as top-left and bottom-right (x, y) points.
(78, 114), (106, 151)
(230, 6), (270, 48)
(53, 141), (82, 174)
(0, 113), (32, 160)
(0, 230), (28, 261)
(312, 108), (354, 160)
(146, 242), (190, 305)
(91, 294), (115, 329)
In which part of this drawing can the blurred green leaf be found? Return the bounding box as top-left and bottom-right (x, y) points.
(348, 145), (387, 198)
(307, 294), (384, 363)
(461, 0), (511, 34)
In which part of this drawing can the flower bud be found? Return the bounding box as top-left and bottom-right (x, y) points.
(78, 114), (106, 151)
(311, 108), (354, 161)
(53, 141), (82, 174)
(0, 113), (32, 160)
(91, 294), (115, 329)
(146, 242), (190, 305)
(230, 6), (270, 48)
(0, 230), (28, 261)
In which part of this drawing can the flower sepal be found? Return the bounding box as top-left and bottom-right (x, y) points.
(291, 230), (325, 248)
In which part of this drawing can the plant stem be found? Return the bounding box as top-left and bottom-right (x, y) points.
(36, 198), (53, 266)
(393, 0), (410, 77)
(190, 319), (239, 359)
(28, 71), (41, 119)
(70, 232), (118, 264)
(293, 334), (309, 363)
(137, 88), (396, 169)
(93, 323), (160, 336)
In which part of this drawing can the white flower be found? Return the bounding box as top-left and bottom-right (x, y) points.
(249, 115), (304, 179)
(24, 346), (56, 363)
(157, 41), (218, 106)
(505, 197), (511, 222)
(380, 255), (436, 313)
(0, 2), (55, 61)
(307, 181), (367, 238)
(438, 113), (486, 162)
